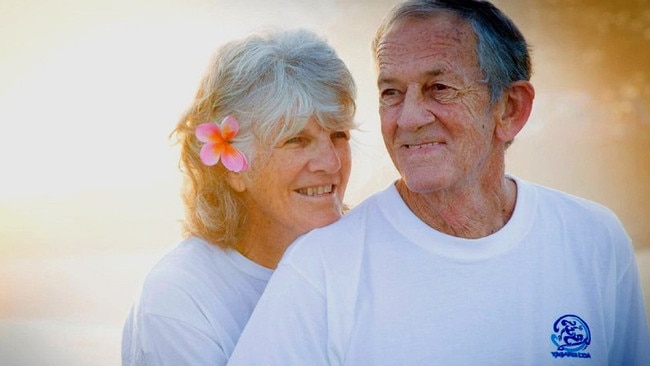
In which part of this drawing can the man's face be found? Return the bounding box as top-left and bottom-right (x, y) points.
(376, 13), (500, 194)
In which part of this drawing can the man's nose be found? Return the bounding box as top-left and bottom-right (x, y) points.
(396, 88), (436, 131)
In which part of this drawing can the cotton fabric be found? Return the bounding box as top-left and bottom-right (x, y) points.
(228, 176), (650, 365)
(122, 237), (271, 365)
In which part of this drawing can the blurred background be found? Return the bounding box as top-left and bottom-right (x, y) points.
(1, 0), (648, 364)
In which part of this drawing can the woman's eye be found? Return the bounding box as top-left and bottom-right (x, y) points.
(287, 136), (305, 144)
(279, 136), (307, 147)
(331, 130), (350, 141)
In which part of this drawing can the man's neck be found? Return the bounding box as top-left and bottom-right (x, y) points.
(396, 176), (517, 239)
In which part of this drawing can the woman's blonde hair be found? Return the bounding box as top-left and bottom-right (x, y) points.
(171, 28), (357, 247)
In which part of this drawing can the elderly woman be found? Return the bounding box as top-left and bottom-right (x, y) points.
(121, 28), (356, 365)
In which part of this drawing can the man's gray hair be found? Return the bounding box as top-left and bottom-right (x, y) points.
(373, 0), (531, 104)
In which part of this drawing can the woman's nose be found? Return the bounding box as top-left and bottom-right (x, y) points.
(310, 137), (342, 173)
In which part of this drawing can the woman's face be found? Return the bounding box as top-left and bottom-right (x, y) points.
(239, 118), (352, 245)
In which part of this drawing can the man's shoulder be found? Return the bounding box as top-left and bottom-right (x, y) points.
(281, 186), (397, 266)
(303, 184), (396, 239)
(523, 178), (618, 219)
(516, 178), (627, 241)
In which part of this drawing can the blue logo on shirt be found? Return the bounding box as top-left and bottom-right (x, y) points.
(550, 314), (591, 359)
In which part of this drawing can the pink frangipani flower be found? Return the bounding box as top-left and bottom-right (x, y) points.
(195, 115), (248, 172)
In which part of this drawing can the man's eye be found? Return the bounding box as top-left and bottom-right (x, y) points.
(382, 89), (399, 96)
(432, 83), (449, 91)
(429, 83), (458, 102)
(380, 89), (403, 106)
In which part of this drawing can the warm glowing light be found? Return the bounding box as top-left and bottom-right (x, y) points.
(1, 1), (648, 365)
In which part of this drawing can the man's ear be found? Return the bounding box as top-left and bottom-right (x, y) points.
(495, 80), (535, 144)
(225, 171), (246, 193)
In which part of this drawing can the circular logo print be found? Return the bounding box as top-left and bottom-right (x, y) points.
(551, 314), (591, 352)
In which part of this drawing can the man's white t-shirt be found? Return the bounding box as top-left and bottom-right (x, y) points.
(122, 237), (272, 365)
(228, 176), (650, 365)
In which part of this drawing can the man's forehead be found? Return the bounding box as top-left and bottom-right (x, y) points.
(377, 16), (475, 61)
(383, 12), (472, 44)
(376, 17), (479, 80)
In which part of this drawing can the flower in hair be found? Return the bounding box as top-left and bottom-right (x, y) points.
(195, 115), (248, 172)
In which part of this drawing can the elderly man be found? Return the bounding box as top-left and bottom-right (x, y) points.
(227, 1), (650, 364)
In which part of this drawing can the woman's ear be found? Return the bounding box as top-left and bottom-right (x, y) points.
(495, 80), (535, 144)
(225, 171), (246, 193)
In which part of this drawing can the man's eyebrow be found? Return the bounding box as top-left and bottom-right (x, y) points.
(425, 68), (445, 77)
(377, 76), (397, 86)
(378, 68), (447, 85)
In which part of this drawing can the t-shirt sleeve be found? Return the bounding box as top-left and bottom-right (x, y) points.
(122, 271), (229, 366)
(123, 311), (228, 366)
(609, 243), (650, 365)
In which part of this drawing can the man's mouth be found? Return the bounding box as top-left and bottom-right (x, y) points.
(405, 142), (442, 149)
(296, 185), (334, 197)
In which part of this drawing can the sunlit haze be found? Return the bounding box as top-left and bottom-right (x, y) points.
(1, 1), (648, 365)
